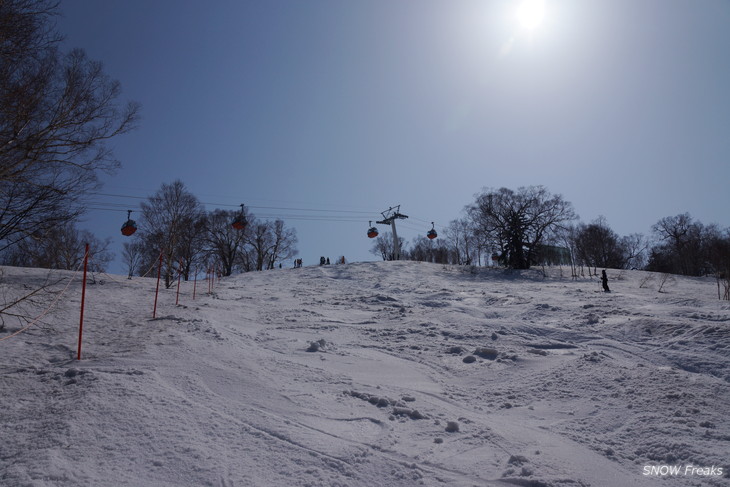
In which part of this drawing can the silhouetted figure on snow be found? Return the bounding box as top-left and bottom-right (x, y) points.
(601, 270), (610, 292)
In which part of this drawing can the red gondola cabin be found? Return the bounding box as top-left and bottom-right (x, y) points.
(121, 221), (137, 236)
(367, 222), (378, 238)
(427, 222), (437, 240)
(232, 203), (248, 230)
(121, 210), (137, 236)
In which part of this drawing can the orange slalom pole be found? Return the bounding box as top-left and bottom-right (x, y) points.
(193, 267), (197, 300)
(153, 252), (162, 318)
(175, 259), (182, 305)
(77, 244), (90, 360)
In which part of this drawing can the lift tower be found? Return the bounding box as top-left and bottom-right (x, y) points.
(376, 205), (408, 260)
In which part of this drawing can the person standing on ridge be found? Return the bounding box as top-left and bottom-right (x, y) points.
(601, 270), (610, 292)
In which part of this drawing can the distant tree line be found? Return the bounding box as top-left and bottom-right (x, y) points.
(122, 180), (298, 288)
(370, 186), (730, 292)
(0, 179), (300, 285)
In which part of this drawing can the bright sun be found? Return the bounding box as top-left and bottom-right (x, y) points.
(515, 0), (546, 31)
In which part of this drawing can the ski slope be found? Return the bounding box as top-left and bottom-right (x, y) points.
(1, 261), (728, 486)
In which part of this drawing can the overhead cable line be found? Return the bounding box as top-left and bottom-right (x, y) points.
(89, 192), (379, 215)
(86, 206), (370, 223)
(88, 191), (445, 230)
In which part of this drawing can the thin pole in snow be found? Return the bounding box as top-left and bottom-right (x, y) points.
(77, 243), (90, 360)
(193, 267), (197, 300)
(153, 251), (162, 319)
(175, 259), (182, 305)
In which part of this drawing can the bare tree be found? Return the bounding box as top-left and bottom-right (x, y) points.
(236, 245), (256, 273)
(370, 231), (405, 261)
(0, 1), (139, 252)
(122, 240), (145, 278)
(175, 213), (207, 280)
(649, 213), (706, 276)
(556, 224), (580, 278)
(1, 224), (113, 271)
(266, 219), (298, 270)
(0, 180), (86, 253)
(205, 208), (249, 276)
(245, 221), (273, 272)
(620, 233), (647, 270)
(242, 219), (298, 271)
(443, 218), (479, 265)
(574, 216), (625, 271)
(138, 180), (205, 287)
(407, 235), (437, 263)
(469, 186), (576, 269)
(706, 228), (730, 300)
(0, 271), (65, 333)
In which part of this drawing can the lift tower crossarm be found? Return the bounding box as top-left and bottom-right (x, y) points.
(375, 205), (408, 260)
(375, 205), (409, 225)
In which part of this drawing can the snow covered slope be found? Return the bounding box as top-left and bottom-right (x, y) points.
(1, 261), (729, 486)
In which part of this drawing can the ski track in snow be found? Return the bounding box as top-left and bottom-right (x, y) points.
(1, 262), (729, 486)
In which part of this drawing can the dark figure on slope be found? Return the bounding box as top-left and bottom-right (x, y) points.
(601, 270), (610, 292)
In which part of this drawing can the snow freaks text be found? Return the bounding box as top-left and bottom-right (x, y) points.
(642, 465), (723, 477)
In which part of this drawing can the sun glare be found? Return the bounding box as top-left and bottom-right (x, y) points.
(515, 0), (546, 31)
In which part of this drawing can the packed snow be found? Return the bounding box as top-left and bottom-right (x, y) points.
(1, 261), (729, 486)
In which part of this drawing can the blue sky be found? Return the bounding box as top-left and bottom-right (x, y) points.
(57, 0), (730, 272)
